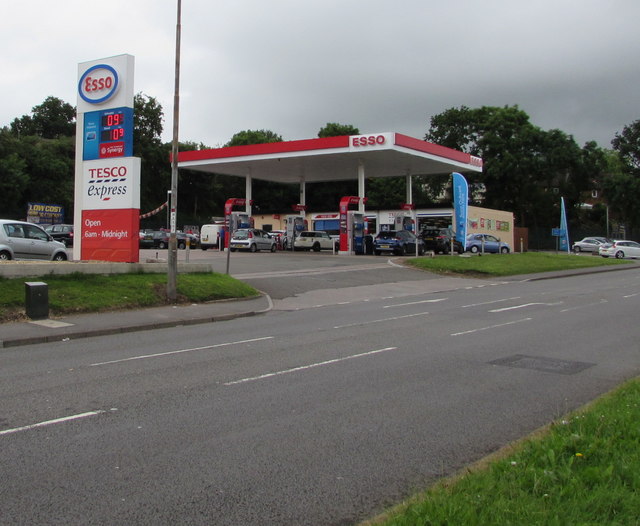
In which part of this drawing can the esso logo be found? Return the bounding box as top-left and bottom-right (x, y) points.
(351, 135), (386, 147)
(78, 64), (119, 104)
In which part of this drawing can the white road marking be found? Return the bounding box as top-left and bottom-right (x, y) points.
(489, 302), (562, 312)
(623, 292), (640, 298)
(383, 298), (448, 308)
(224, 347), (398, 386)
(89, 337), (274, 366)
(0, 410), (107, 437)
(560, 299), (608, 312)
(451, 317), (532, 336)
(462, 297), (521, 308)
(334, 311), (429, 329)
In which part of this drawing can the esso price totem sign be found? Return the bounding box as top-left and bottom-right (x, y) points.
(74, 54), (139, 263)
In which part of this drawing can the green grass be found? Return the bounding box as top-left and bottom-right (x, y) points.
(0, 272), (258, 321)
(406, 252), (630, 277)
(363, 378), (640, 526)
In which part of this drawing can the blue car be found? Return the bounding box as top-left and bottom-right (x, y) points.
(466, 233), (510, 254)
(374, 230), (425, 256)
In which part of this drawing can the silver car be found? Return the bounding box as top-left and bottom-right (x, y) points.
(229, 228), (276, 252)
(0, 219), (68, 261)
(572, 236), (610, 253)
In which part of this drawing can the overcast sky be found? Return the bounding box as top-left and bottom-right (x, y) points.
(2, 0), (638, 149)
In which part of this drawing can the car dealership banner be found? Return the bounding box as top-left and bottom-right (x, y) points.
(73, 54), (140, 262)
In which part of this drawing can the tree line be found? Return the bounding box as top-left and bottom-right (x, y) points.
(1, 94), (638, 240)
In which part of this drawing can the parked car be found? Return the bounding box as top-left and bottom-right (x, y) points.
(150, 231), (194, 250)
(0, 219), (68, 261)
(572, 236), (611, 253)
(229, 228), (276, 252)
(139, 229), (155, 248)
(374, 230), (425, 256)
(45, 224), (75, 247)
(293, 231), (336, 252)
(466, 233), (510, 254)
(599, 240), (640, 259)
(267, 230), (288, 250)
(421, 227), (464, 254)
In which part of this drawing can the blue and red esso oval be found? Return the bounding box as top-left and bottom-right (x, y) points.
(78, 64), (119, 104)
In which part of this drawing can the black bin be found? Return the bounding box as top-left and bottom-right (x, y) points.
(25, 281), (49, 320)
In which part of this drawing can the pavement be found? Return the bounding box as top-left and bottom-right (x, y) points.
(1, 260), (638, 349)
(0, 294), (273, 349)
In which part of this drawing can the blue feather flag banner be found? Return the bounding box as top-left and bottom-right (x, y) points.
(452, 172), (468, 245)
(560, 197), (570, 253)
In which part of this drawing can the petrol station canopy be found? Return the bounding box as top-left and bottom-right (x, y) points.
(177, 132), (483, 184)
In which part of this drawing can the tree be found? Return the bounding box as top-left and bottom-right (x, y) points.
(318, 123), (359, 138)
(602, 120), (640, 235)
(225, 129), (282, 147)
(425, 105), (596, 228)
(0, 128), (29, 218)
(10, 96), (75, 139)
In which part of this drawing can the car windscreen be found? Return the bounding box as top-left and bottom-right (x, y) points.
(376, 232), (396, 240)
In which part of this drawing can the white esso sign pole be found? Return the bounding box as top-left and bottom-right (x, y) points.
(73, 54), (140, 262)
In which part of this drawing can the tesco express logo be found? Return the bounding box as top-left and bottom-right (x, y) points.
(78, 64), (119, 104)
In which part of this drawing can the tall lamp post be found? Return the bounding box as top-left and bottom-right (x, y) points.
(167, 0), (181, 301)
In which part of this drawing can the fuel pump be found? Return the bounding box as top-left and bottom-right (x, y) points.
(348, 211), (365, 255)
(339, 196), (366, 254)
(285, 214), (306, 249)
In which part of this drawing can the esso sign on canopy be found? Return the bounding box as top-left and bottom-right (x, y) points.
(349, 133), (393, 151)
(78, 64), (119, 104)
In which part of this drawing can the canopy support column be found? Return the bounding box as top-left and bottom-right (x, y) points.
(245, 170), (252, 215)
(358, 160), (365, 213)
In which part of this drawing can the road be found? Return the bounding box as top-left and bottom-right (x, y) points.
(1, 255), (639, 525)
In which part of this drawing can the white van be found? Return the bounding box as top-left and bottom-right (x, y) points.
(200, 224), (225, 250)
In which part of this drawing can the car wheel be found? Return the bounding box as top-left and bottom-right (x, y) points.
(270, 244), (276, 253)
(500, 246), (509, 254)
(178, 242), (186, 250)
(158, 241), (167, 249)
(374, 250), (381, 256)
(418, 246), (425, 256)
(0, 250), (12, 261)
(397, 245), (406, 256)
(573, 246), (581, 253)
(230, 248), (237, 252)
(470, 245), (479, 254)
(250, 243), (257, 253)
(53, 252), (68, 261)
(312, 242), (321, 252)
(615, 250), (625, 259)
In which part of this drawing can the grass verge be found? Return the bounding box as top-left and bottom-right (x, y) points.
(406, 252), (630, 277)
(0, 272), (259, 322)
(363, 377), (640, 526)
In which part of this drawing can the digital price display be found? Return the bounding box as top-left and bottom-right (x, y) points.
(83, 107), (133, 160)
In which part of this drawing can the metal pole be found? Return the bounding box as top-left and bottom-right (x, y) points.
(167, 0), (181, 301)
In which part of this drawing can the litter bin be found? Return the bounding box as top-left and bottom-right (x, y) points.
(25, 281), (48, 320)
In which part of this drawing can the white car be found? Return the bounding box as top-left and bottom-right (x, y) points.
(599, 240), (640, 259)
(229, 228), (276, 252)
(293, 231), (337, 252)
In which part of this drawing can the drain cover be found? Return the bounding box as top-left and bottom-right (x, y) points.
(489, 354), (595, 375)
